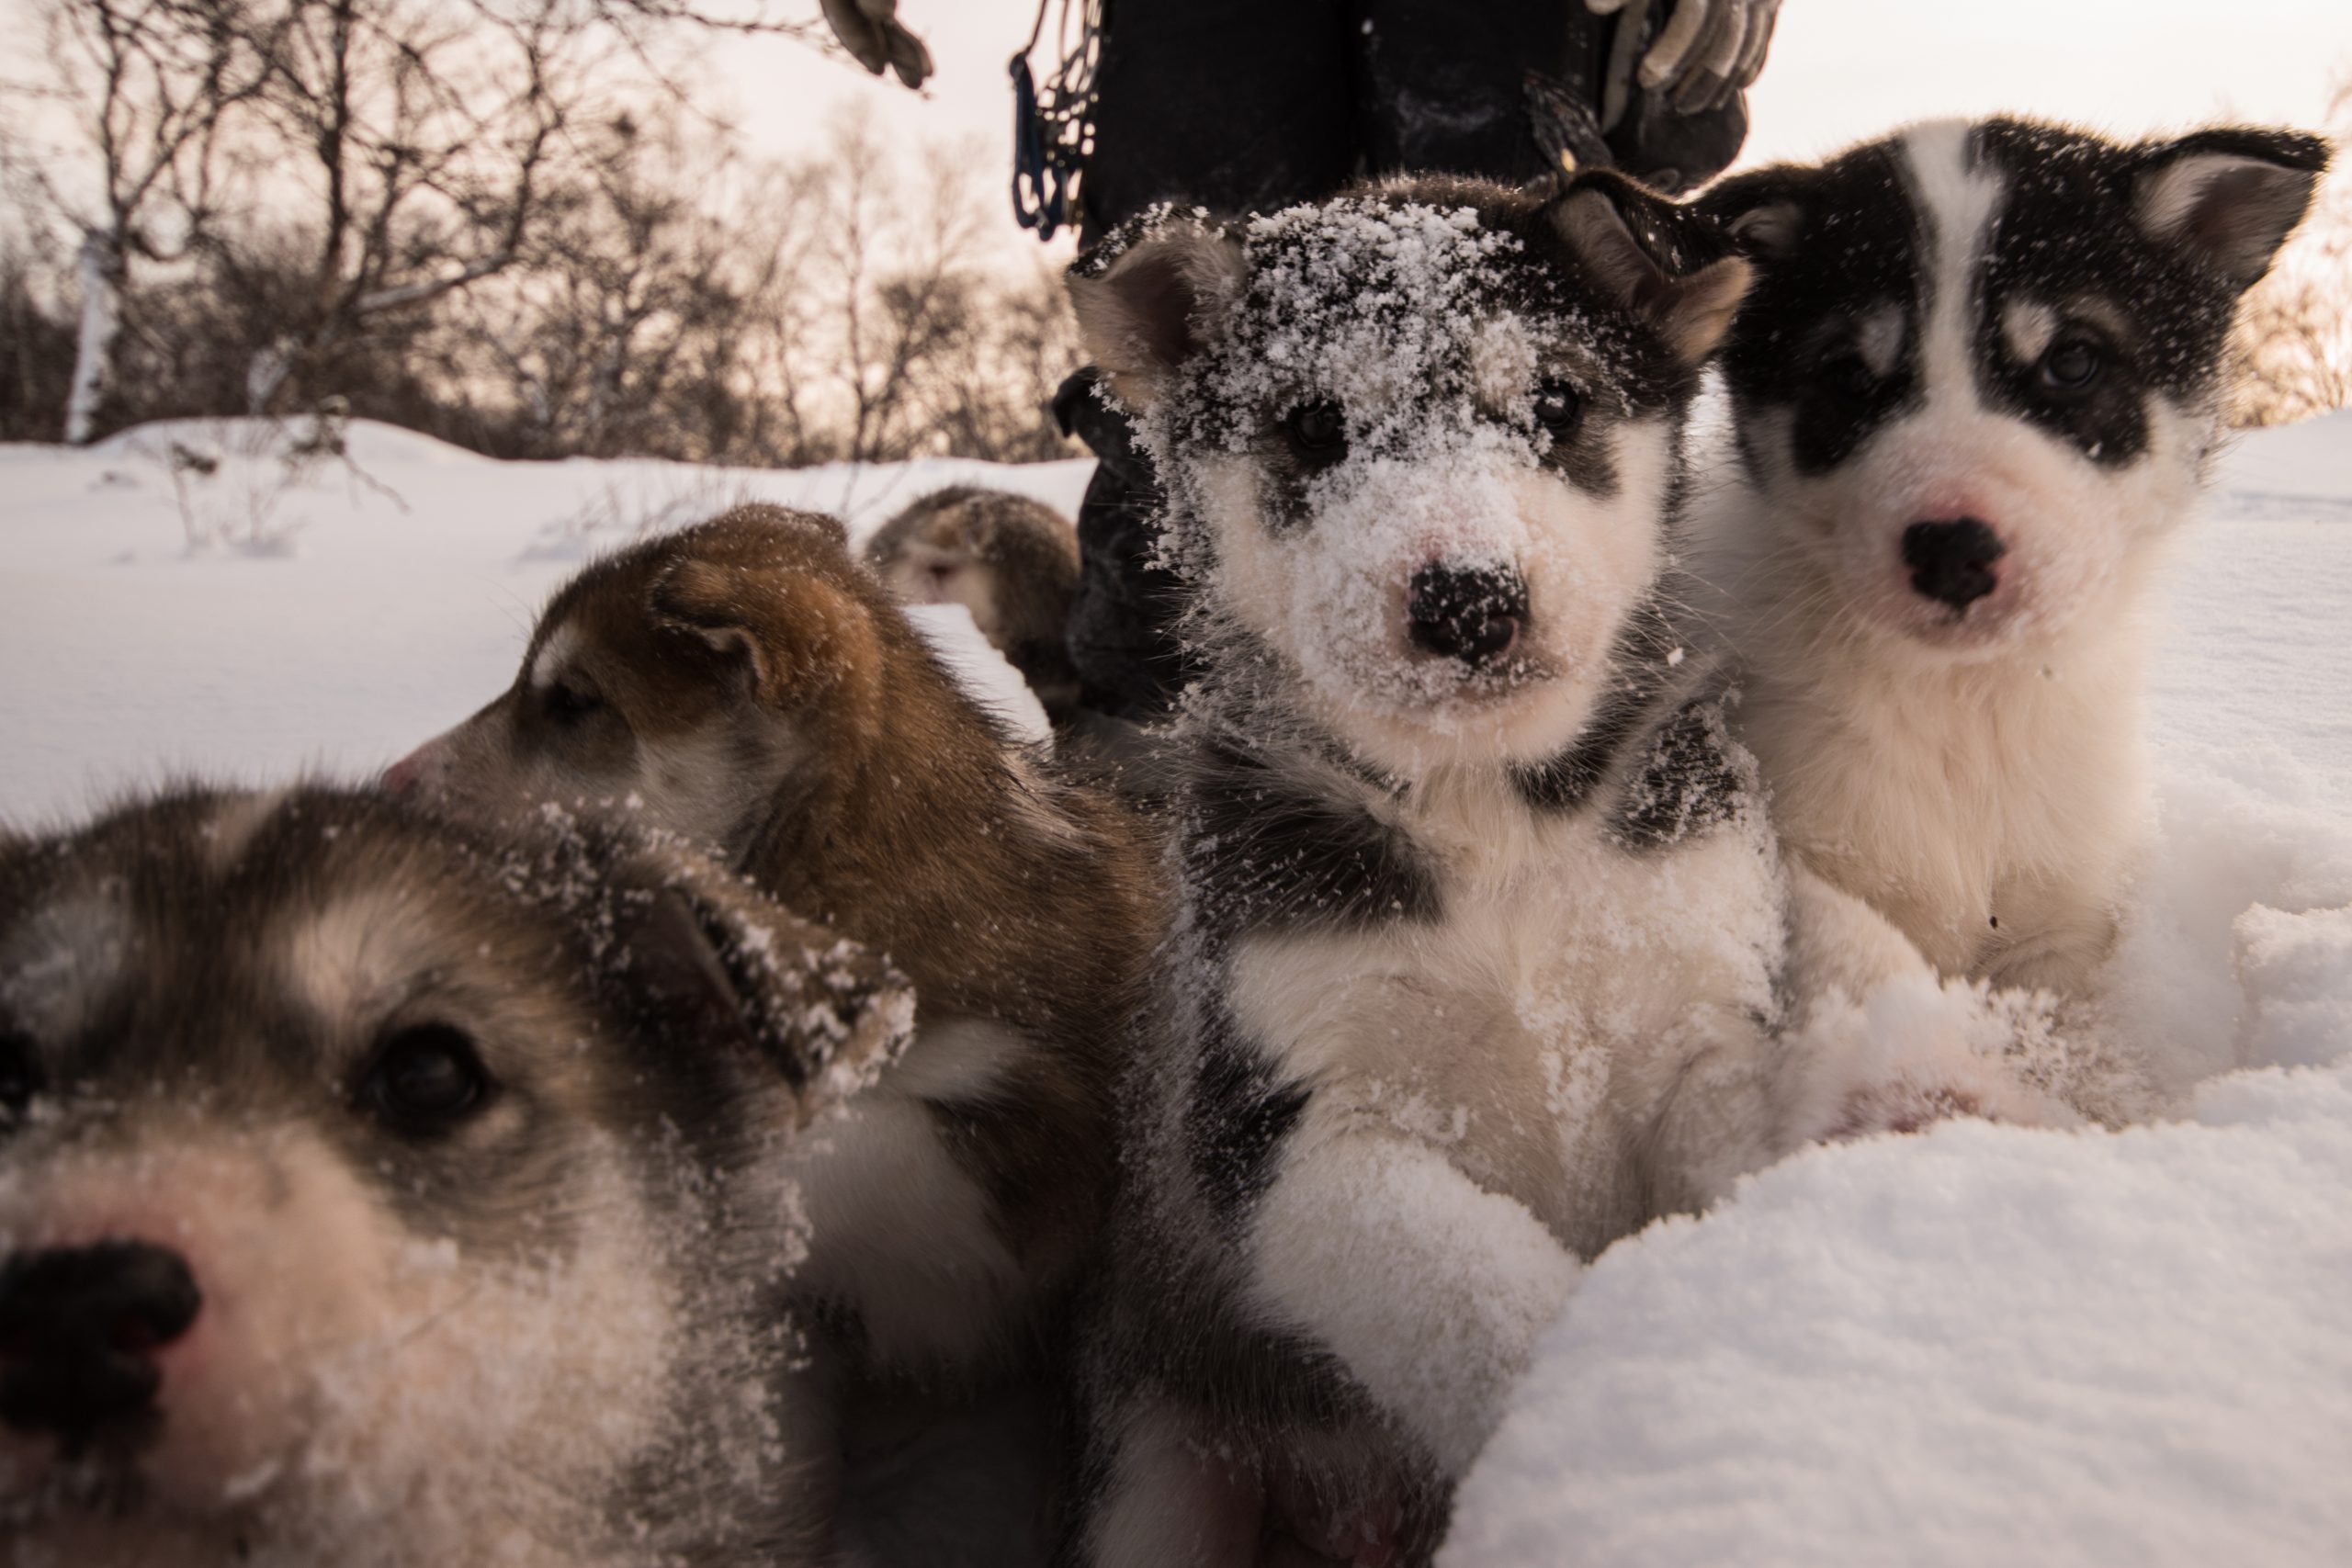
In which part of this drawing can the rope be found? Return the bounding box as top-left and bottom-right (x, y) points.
(1010, 0), (1103, 241)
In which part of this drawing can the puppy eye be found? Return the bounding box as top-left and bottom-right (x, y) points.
(1532, 378), (1583, 437)
(0, 1030), (42, 1131)
(1283, 400), (1347, 460)
(361, 1023), (493, 1136)
(1822, 353), (1876, 399)
(542, 681), (605, 724)
(2037, 337), (2104, 394)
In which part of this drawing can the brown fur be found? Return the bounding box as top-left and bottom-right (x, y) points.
(0, 784), (912, 1567)
(393, 502), (1162, 1310)
(863, 487), (1083, 724)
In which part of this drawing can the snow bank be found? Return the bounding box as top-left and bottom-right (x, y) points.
(0, 422), (1085, 826)
(1442, 1064), (2352, 1568)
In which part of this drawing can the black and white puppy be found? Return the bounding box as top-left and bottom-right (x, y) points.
(1695, 118), (2329, 1009)
(1061, 173), (2019, 1566)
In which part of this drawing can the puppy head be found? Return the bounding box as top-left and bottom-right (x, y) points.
(1069, 175), (1749, 777)
(391, 505), (899, 853)
(1704, 118), (2327, 660)
(865, 488), (1009, 639)
(864, 488), (1080, 655)
(0, 784), (910, 1564)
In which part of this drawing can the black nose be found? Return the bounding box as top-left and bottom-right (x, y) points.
(1407, 564), (1529, 667)
(1901, 518), (2007, 611)
(0, 1241), (201, 1450)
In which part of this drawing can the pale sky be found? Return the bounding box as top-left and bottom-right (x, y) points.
(722, 0), (2352, 254)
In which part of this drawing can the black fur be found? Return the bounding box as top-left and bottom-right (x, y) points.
(1185, 739), (1443, 935)
(1706, 120), (2330, 477)
(1184, 993), (1313, 1227)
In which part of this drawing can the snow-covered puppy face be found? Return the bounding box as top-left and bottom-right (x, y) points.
(1702, 118), (2327, 659)
(390, 505), (918, 855)
(0, 787), (909, 1567)
(1070, 174), (1750, 776)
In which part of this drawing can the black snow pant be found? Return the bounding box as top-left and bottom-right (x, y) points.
(1060, 0), (1748, 722)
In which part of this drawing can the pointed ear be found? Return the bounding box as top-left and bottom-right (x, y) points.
(2133, 128), (2331, 289)
(616, 852), (914, 1125)
(650, 556), (779, 698)
(1695, 165), (1812, 260)
(648, 521), (879, 712)
(1067, 215), (1247, 408)
(1554, 173), (1755, 364)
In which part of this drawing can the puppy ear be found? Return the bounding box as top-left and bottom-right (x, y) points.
(616, 851), (914, 1124)
(1067, 214), (1247, 408)
(1694, 165), (1812, 260)
(649, 547), (876, 712)
(1553, 172), (1755, 364)
(2132, 128), (2331, 289)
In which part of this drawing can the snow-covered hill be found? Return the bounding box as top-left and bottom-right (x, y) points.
(1, 412), (2347, 1563)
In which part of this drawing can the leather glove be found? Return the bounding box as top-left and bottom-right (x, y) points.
(1585, 0), (1779, 126)
(819, 0), (933, 89)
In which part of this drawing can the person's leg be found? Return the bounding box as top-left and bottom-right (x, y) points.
(1069, 3), (1361, 724)
(1079, 0), (1355, 246)
(1352, 0), (1593, 186)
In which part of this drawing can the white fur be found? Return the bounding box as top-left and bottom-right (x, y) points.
(1220, 773), (1792, 1468)
(1703, 123), (2225, 1008)
(1202, 420), (1674, 779)
(781, 1016), (1032, 1371)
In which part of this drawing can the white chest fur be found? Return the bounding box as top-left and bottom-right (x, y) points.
(1223, 773), (1786, 1257)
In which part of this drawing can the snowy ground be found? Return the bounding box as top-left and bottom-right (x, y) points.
(2, 412), (2348, 1562)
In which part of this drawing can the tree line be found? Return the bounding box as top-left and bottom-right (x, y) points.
(0, 0), (1081, 464)
(2, 1), (2341, 460)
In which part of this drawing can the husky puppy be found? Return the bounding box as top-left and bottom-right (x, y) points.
(0, 784), (912, 1568)
(387, 505), (1160, 1557)
(1059, 173), (2021, 1565)
(1695, 119), (2329, 1006)
(865, 486), (1084, 726)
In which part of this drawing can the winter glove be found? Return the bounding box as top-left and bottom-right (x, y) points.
(819, 0), (933, 90)
(1585, 0), (1779, 125)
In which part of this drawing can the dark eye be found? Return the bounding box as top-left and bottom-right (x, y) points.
(1283, 400), (1347, 459)
(542, 681), (605, 724)
(2038, 337), (2104, 394)
(1823, 354), (1876, 399)
(1532, 378), (1583, 438)
(361, 1023), (492, 1135)
(0, 1031), (41, 1129)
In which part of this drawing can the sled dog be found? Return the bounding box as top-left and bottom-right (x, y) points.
(1695, 118), (2328, 1006)
(0, 784), (910, 1567)
(390, 506), (1161, 1561)
(1059, 171), (2038, 1565)
(865, 485), (1085, 728)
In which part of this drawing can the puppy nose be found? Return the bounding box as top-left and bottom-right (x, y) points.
(1408, 564), (1529, 667)
(0, 1241), (202, 1449)
(1901, 518), (2007, 611)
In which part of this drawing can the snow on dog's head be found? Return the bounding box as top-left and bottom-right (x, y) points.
(1071, 173), (1750, 776)
(1703, 118), (2329, 660)
(0, 784), (911, 1566)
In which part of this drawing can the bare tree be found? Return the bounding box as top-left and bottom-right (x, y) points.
(233, 0), (617, 414)
(30, 0), (281, 443)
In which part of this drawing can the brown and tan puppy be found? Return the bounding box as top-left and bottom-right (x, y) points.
(0, 783), (911, 1568)
(387, 505), (1160, 1554)
(864, 486), (1083, 725)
